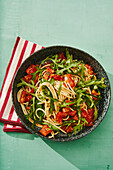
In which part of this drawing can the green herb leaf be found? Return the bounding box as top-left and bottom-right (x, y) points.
(50, 98), (54, 114)
(56, 61), (81, 75)
(32, 97), (35, 113)
(94, 105), (98, 120)
(17, 79), (37, 90)
(59, 100), (76, 108)
(58, 80), (63, 96)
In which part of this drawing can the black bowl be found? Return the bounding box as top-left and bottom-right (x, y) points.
(12, 46), (111, 141)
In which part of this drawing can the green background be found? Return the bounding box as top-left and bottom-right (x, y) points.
(0, 0), (113, 170)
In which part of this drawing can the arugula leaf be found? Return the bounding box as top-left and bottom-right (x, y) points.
(32, 97), (35, 113)
(22, 87), (36, 97)
(81, 118), (88, 124)
(49, 78), (55, 85)
(58, 80), (63, 96)
(56, 61), (81, 75)
(73, 122), (85, 135)
(49, 97), (59, 102)
(76, 107), (81, 125)
(76, 93), (83, 107)
(31, 67), (43, 80)
(59, 100), (76, 108)
(37, 110), (44, 124)
(26, 111), (33, 120)
(80, 63), (85, 81)
(61, 119), (76, 126)
(81, 78), (106, 88)
(17, 79), (37, 90)
(94, 105), (98, 120)
(83, 92), (100, 99)
(39, 56), (50, 68)
(50, 99), (54, 114)
(31, 79), (35, 86)
(45, 56), (63, 69)
(85, 94), (94, 108)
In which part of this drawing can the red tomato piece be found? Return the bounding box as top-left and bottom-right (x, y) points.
(26, 95), (32, 102)
(20, 89), (33, 103)
(56, 111), (68, 125)
(85, 64), (93, 71)
(85, 117), (92, 124)
(43, 72), (50, 80)
(87, 108), (95, 118)
(20, 97), (26, 103)
(73, 114), (78, 121)
(61, 125), (73, 133)
(39, 125), (53, 136)
(81, 108), (95, 126)
(56, 112), (63, 125)
(61, 112), (68, 118)
(26, 106), (30, 111)
(63, 81), (68, 88)
(66, 125), (73, 133)
(61, 125), (67, 131)
(89, 70), (93, 75)
(20, 90), (26, 103)
(62, 107), (71, 113)
(86, 121), (94, 126)
(58, 53), (66, 61)
(24, 74), (32, 83)
(85, 64), (94, 75)
(26, 64), (37, 74)
(30, 88), (34, 93)
(21, 90), (26, 96)
(50, 74), (62, 81)
(46, 67), (54, 74)
(68, 111), (77, 117)
(64, 74), (71, 80)
(64, 74), (75, 89)
(81, 109), (87, 118)
(62, 108), (77, 117)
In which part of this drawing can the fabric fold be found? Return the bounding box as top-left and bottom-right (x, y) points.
(0, 36), (43, 132)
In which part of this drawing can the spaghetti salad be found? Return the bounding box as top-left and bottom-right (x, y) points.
(17, 50), (106, 138)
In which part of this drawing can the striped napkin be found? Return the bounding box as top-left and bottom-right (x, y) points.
(0, 36), (43, 132)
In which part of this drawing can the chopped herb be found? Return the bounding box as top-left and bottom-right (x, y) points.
(17, 79), (37, 90)
(58, 80), (63, 96)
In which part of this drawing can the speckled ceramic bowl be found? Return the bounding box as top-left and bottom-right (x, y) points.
(12, 46), (111, 141)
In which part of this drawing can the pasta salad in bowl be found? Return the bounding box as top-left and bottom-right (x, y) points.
(12, 46), (111, 141)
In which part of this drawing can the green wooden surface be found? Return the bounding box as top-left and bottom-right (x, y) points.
(0, 0), (113, 170)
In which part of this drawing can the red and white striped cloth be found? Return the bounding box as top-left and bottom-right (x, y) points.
(0, 36), (43, 132)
